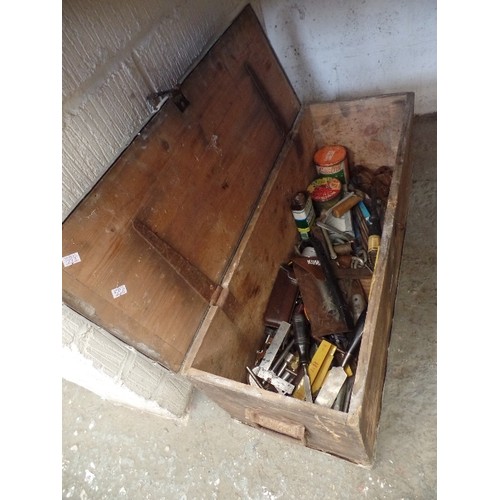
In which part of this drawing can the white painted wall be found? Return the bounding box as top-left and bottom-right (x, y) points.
(62, 0), (436, 416)
(259, 0), (436, 114)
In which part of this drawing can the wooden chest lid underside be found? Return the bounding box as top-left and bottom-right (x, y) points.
(62, 5), (300, 371)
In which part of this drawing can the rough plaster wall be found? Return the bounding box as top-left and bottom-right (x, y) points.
(62, 306), (192, 418)
(62, 0), (252, 417)
(259, 0), (436, 114)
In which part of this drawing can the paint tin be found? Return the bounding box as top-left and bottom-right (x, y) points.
(313, 145), (349, 184)
(307, 177), (342, 215)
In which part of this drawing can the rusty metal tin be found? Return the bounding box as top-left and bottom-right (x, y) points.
(313, 145), (349, 184)
(307, 177), (343, 215)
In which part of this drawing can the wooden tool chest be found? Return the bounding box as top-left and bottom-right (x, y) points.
(62, 4), (414, 466)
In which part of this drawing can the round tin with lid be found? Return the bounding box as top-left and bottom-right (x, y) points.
(307, 177), (342, 214)
(313, 145), (349, 184)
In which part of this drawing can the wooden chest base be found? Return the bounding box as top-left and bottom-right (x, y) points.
(184, 94), (414, 466)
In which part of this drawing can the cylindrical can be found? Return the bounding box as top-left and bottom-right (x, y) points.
(291, 191), (315, 240)
(307, 177), (342, 215)
(313, 145), (349, 184)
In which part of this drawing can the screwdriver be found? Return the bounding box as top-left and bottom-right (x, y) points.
(292, 304), (313, 403)
(367, 190), (382, 272)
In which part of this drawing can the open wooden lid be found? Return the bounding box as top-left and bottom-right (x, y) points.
(62, 4), (300, 371)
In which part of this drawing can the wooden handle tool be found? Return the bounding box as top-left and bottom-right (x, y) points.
(331, 192), (363, 218)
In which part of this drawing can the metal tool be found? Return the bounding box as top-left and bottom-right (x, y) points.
(350, 289), (367, 324)
(246, 366), (264, 389)
(276, 352), (296, 378)
(351, 256), (366, 269)
(350, 211), (370, 273)
(252, 366), (295, 395)
(270, 338), (295, 374)
(320, 227), (337, 260)
(367, 192), (382, 270)
(332, 373), (355, 412)
(251, 321), (296, 395)
(309, 234), (354, 331)
(258, 321), (290, 371)
(291, 305), (313, 403)
(315, 308), (367, 407)
(316, 220), (352, 243)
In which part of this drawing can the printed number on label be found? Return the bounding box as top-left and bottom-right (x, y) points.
(111, 284), (128, 299)
(62, 252), (81, 267)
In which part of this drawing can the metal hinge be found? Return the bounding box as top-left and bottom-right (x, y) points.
(146, 86), (190, 113)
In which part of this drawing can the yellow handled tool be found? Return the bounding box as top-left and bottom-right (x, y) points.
(315, 309), (367, 408)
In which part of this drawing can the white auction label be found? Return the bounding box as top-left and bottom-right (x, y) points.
(62, 252), (81, 267)
(111, 284), (128, 299)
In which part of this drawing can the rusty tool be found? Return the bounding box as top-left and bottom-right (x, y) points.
(320, 226), (337, 260)
(291, 304), (313, 403)
(315, 308), (367, 407)
(309, 234), (354, 331)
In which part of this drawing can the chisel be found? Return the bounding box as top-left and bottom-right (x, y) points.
(292, 305), (313, 403)
(315, 308), (367, 408)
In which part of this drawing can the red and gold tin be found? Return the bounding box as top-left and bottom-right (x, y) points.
(307, 177), (342, 214)
(313, 145), (349, 184)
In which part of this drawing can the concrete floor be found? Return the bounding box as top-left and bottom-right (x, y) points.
(62, 113), (437, 499)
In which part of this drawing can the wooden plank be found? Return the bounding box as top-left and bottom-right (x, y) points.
(184, 110), (317, 379)
(186, 367), (371, 466)
(62, 102), (209, 372)
(132, 219), (220, 305)
(138, 5), (300, 283)
(354, 93), (415, 460)
(309, 93), (409, 169)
